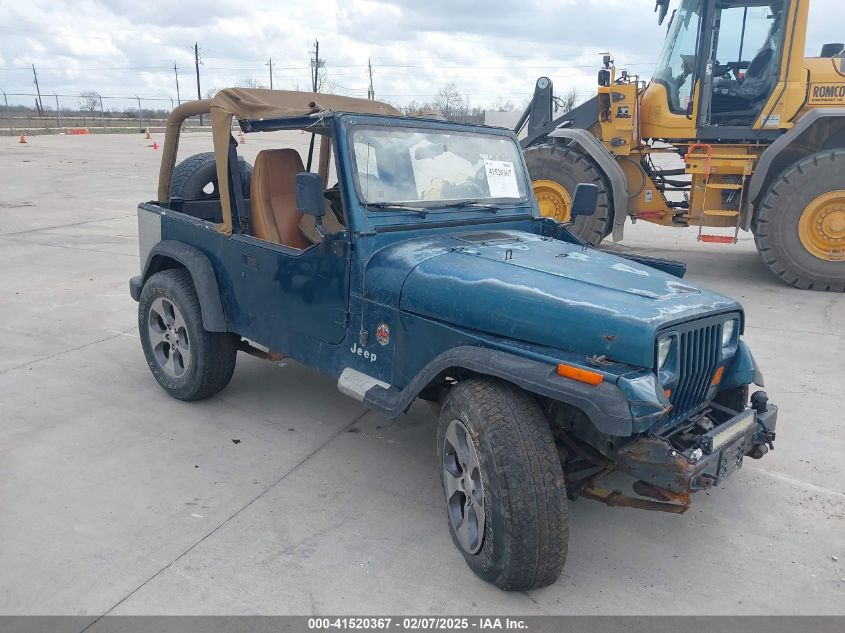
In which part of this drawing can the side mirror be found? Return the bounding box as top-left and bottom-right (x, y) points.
(295, 172), (325, 218)
(571, 183), (598, 217)
(655, 0), (669, 25)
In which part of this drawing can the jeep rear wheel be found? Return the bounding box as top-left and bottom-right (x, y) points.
(436, 377), (568, 591)
(139, 269), (238, 401)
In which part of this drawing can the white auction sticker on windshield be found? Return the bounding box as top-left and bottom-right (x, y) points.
(483, 160), (520, 198)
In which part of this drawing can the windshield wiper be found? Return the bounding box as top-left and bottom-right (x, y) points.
(366, 202), (429, 217)
(439, 200), (500, 212)
(366, 200), (502, 216)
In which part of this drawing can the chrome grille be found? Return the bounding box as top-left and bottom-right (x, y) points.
(666, 317), (725, 423)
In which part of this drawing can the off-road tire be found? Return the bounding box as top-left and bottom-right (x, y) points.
(524, 142), (613, 246)
(170, 152), (252, 200)
(139, 269), (238, 400)
(753, 150), (845, 291)
(436, 377), (568, 591)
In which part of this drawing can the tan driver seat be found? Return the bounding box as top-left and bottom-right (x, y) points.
(250, 149), (312, 249)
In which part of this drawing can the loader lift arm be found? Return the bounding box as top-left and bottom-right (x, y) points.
(514, 77), (600, 149)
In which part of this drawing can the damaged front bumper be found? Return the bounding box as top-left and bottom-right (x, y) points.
(582, 391), (777, 513)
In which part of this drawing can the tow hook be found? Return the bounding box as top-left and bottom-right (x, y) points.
(749, 390), (774, 458)
(748, 443), (769, 459)
(751, 390), (768, 413)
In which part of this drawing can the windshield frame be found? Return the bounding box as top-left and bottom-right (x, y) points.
(344, 118), (532, 212)
(652, 0), (705, 115)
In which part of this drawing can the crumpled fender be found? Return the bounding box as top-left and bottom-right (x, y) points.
(719, 340), (764, 390)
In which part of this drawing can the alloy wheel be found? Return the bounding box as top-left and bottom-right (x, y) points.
(442, 419), (486, 554)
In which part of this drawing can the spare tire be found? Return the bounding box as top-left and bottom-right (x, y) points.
(170, 152), (252, 201)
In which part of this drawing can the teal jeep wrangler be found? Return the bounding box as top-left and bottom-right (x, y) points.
(130, 88), (778, 591)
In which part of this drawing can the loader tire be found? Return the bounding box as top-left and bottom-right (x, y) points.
(525, 142), (613, 246)
(753, 150), (845, 291)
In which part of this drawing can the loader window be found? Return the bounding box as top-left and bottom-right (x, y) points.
(714, 5), (775, 67)
(654, 0), (704, 114)
(710, 3), (784, 120)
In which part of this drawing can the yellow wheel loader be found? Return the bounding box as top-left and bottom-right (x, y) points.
(519, 0), (845, 290)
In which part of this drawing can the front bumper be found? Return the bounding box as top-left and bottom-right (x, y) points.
(129, 275), (142, 302)
(615, 396), (778, 496)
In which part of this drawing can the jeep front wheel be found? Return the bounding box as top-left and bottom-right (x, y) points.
(139, 269), (238, 400)
(436, 377), (568, 591)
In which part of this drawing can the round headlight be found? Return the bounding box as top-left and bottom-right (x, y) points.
(722, 320), (736, 348)
(657, 337), (673, 371)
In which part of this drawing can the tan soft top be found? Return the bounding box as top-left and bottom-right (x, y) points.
(158, 88), (400, 233)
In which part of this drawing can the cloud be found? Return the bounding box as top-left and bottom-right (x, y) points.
(0, 0), (841, 113)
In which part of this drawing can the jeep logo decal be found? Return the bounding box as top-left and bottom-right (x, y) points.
(349, 342), (377, 363)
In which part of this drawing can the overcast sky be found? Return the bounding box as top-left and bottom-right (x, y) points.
(0, 0), (841, 112)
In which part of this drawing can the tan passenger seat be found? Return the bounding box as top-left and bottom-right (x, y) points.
(250, 149), (312, 249)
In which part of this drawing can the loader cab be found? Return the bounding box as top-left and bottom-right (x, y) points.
(649, 0), (791, 139)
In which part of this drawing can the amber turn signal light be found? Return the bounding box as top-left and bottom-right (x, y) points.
(557, 363), (604, 386)
(711, 366), (725, 386)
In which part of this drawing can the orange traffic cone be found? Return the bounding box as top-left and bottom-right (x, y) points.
(238, 131), (246, 145)
(152, 141), (158, 151)
(19, 131), (27, 144)
(144, 128), (152, 140)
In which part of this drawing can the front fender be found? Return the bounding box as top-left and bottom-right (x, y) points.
(347, 346), (635, 436)
(719, 340), (764, 390)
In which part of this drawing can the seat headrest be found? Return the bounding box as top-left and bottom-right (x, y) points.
(254, 149), (304, 188)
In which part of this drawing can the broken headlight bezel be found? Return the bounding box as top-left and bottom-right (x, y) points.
(721, 318), (739, 358)
(655, 334), (678, 386)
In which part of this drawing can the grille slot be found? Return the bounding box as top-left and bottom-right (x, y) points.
(667, 320), (724, 423)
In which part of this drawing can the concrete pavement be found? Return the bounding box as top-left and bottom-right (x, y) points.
(0, 132), (843, 616)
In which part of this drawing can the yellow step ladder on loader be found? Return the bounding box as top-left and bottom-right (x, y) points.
(685, 144), (748, 244)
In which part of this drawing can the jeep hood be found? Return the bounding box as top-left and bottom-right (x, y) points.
(369, 230), (740, 368)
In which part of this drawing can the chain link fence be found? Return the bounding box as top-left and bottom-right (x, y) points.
(1, 91), (208, 136)
(1, 89), (487, 136)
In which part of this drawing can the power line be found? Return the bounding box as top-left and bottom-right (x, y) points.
(0, 60), (656, 73)
(194, 42), (203, 124)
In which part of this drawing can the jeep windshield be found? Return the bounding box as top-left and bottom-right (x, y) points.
(349, 125), (530, 208)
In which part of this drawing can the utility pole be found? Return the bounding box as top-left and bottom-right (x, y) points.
(268, 58), (274, 90)
(310, 40), (324, 93)
(307, 40), (324, 170)
(31, 64), (43, 117)
(367, 58), (375, 100)
(194, 42), (203, 125)
(174, 62), (181, 105)
(2, 89), (12, 137)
